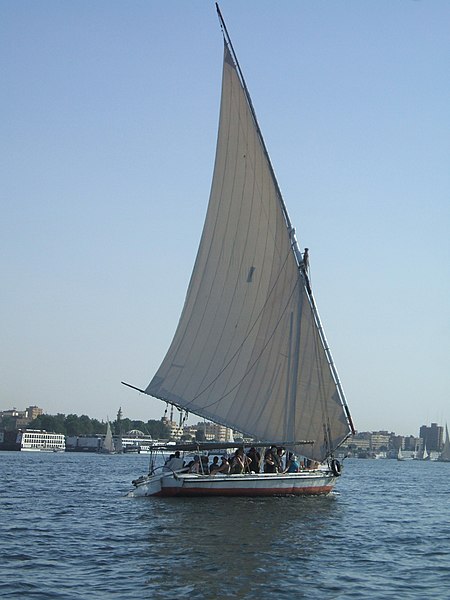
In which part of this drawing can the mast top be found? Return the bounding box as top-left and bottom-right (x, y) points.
(214, 2), (294, 237)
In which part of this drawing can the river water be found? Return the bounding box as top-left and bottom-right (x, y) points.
(1, 452), (449, 599)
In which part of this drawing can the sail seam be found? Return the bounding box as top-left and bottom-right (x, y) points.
(185, 274), (301, 412)
(175, 246), (295, 413)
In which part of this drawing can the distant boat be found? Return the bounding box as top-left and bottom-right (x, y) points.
(100, 421), (116, 454)
(121, 430), (155, 454)
(397, 448), (414, 461)
(17, 429), (65, 452)
(439, 424), (450, 462)
(374, 451), (386, 459)
(125, 4), (355, 498)
(422, 445), (429, 461)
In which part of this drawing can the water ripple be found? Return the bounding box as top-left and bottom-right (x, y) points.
(1, 453), (450, 598)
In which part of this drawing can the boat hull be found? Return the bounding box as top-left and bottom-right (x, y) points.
(20, 448), (64, 452)
(130, 470), (336, 498)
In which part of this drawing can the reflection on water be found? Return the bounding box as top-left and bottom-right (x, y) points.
(138, 495), (340, 599)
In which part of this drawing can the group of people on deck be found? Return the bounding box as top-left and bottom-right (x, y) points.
(164, 446), (316, 476)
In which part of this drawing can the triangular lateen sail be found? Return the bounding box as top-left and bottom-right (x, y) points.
(102, 421), (115, 453)
(145, 40), (352, 462)
(440, 424), (450, 462)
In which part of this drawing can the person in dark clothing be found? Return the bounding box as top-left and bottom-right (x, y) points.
(264, 446), (277, 473)
(246, 447), (261, 473)
(274, 447), (285, 472)
(230, 448), (250, 474)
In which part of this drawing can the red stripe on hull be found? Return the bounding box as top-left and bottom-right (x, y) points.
(157, 485), (334, 497)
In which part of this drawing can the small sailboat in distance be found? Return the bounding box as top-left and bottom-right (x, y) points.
(439, 424), (450, 462)
(124, 4), (355, 497)
(100, 421), (116, 454)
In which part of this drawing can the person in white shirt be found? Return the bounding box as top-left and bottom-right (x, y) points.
(164, 450), (184, 472)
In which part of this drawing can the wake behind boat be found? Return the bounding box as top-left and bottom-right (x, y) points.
(124, 4), (355, 498)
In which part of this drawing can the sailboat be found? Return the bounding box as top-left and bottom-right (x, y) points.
(439, 424), (450, 462)
(124, 5), (355, 497)
(397, 447), (414, 461)
(100, 421), (116, 454)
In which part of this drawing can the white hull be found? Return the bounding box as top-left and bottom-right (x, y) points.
(129, 469), (336, 498)
(17, 430), (66, 452)
(20, 448), (64, 452)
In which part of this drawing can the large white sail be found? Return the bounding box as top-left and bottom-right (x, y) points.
(146, 42), (352, 462)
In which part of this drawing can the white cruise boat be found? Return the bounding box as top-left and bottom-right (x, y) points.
(121, 429), (155, 454)
(17, 429), (66, 452)
(121, 437), (154, 454)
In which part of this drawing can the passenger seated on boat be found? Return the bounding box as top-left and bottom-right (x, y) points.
(200, 455), (209, 474)
(188, 455), (201, 473)
(230, 448), (250, 474)
(274, 447), (285, 472)
(164, 450), (184, 472)
(209, 456), (220, 474)
(263, 447), (277, 473)
(284, 453), (300, 473)
(212, 455), (230, 475)
(246, 447), (261, 473)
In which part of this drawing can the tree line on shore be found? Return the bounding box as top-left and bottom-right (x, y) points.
(1, 410), (170, 439)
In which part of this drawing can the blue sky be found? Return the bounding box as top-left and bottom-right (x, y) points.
(1, 1), (449, 436)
